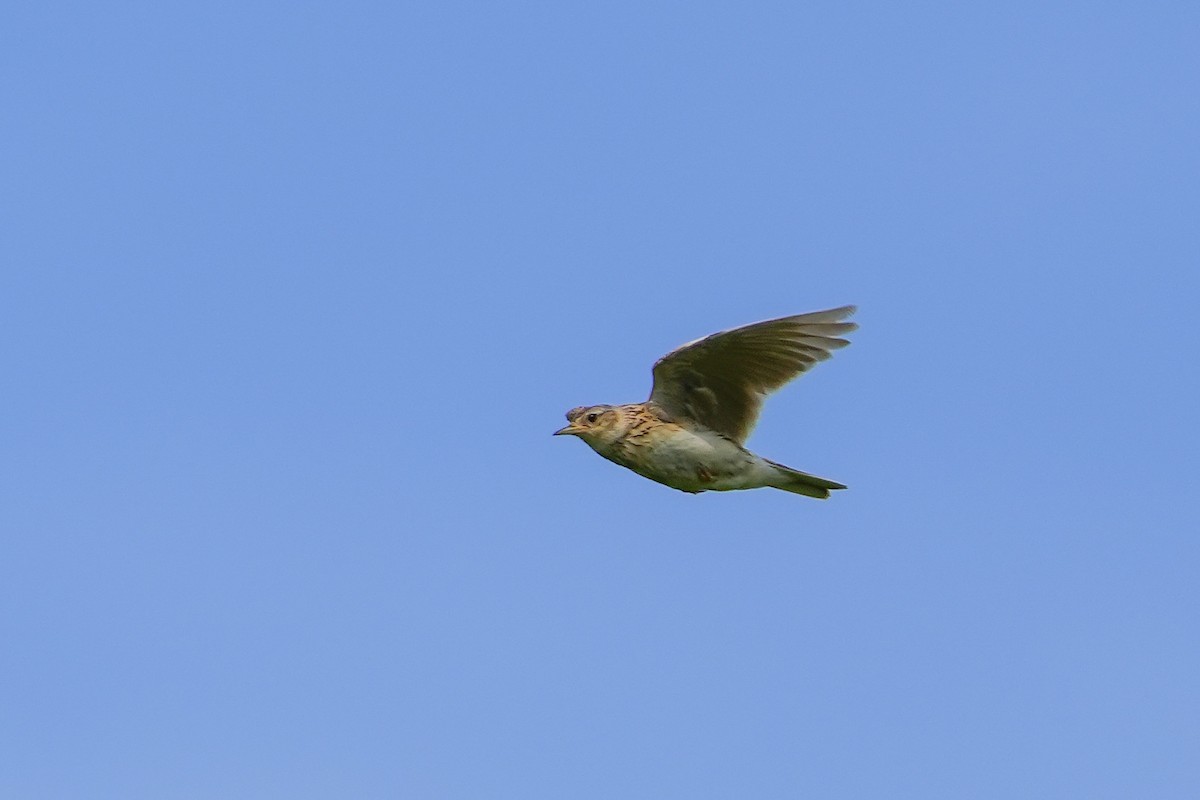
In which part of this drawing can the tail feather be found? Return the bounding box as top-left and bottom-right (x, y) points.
(764, 458), (847, 499)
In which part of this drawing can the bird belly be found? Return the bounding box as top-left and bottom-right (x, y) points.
(608, 428), (760, 493)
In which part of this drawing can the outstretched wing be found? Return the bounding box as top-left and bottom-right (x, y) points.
(648, 306), (857, 443)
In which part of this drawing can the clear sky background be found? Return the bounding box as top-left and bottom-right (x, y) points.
(3, 2), (1198, 798)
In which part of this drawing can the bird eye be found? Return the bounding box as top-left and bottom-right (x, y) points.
(586, 412), (598, 423)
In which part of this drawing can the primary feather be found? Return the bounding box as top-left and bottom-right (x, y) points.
(647, 305), (857, 444)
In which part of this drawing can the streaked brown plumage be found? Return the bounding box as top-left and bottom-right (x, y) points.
(555, 305), (857, 498)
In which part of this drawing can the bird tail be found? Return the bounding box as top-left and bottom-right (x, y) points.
(763, 459), (847, 499)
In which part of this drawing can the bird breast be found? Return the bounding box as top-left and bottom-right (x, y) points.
(600, 423), (757, 492)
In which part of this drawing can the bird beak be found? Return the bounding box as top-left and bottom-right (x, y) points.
(553, 424), (581, 437)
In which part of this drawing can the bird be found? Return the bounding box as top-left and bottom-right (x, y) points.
(553, 305), (857, 498)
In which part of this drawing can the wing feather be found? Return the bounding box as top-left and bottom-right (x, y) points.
(648, 305), (857, 443)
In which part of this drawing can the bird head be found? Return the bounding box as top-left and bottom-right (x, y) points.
(553, 405), (622, 444)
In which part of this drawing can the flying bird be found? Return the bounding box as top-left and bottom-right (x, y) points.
(554, 306), (857, 498)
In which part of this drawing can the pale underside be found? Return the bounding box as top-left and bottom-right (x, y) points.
(601, 419), (776, 493)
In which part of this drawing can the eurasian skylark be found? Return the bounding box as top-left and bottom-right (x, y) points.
(554, 305), (857, 498)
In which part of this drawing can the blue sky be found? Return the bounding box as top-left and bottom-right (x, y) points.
(3, 2), (1198, 797)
